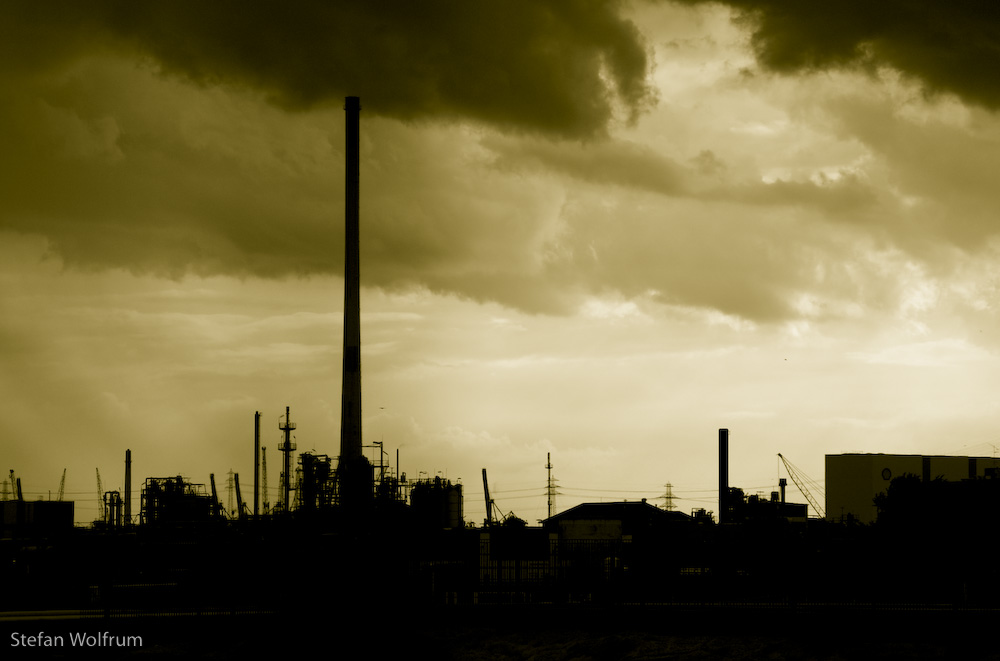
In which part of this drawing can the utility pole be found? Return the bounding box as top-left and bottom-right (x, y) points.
(545, 452), (557, 519)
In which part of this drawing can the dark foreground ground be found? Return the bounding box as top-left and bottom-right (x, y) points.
(3, 605), (998, 660)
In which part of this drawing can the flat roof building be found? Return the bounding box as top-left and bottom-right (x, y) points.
(825, 453), (1000, 524)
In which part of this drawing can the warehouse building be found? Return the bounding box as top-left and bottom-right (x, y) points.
(825, 453), (1000, 523)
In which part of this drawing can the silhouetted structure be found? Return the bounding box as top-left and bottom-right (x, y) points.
(140, 476), (216, 526)
(125, 449), (132, 526)
(545, 501), (691, 539)
(338, 95), (373, 509)
(103, 490), (123, 528)
(410, 476), (463, 529)
(719, 428), (730, 523)
(278, 406), (296, 512)
(0, 500), (73, 538)
(254, 411), (260, 517)
(725, 487), (808, 523)
(298, 452), (336, 510)
(826, 452), (1000, 523)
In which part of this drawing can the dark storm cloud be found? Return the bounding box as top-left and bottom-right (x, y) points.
(2, 0), (654, 139)
(673, 0), (1000, 110)
(0, 0), (886, 326)
(0, 0), (659, 309)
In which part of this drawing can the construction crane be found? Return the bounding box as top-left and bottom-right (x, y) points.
(234, 473), (248, 521)
(95, 468), (104, 514)
(482, 468), (493, 527)
(480, 468), (518, 526)
(57, 468), (66, 501)
(777, 453), (826, 519)
(210, 473), (225, 518)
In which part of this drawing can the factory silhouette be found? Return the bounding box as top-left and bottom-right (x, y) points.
(4, 98), (1000, 654)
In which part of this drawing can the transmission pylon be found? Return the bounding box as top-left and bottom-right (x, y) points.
(662, 482), (676, 511)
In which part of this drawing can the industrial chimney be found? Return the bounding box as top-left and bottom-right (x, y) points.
(718, 428), (728, 524)
(125, 449), (131, 527)
(338, 96), (372, 508)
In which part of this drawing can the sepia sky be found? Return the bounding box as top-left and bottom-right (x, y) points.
(4, 1), (1000, 525)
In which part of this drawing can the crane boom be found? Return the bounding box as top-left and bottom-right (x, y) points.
(95, 468), (103, 514)
(482, 468), (492, 527)
(57, 468), (66, 501)
(235, 473), (246, 520)
(777, 453), (826, 518)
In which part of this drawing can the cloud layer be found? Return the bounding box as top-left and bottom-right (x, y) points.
(4, 1), (1000, 330)
(676, 0), (1000, 110)
(1, 0), (654, 138)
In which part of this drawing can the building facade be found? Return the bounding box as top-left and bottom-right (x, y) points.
(825, 453), (1000, 523)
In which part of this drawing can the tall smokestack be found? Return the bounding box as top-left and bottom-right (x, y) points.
(254, 411), (260, 518)
(339, 96), (371, 507)
(125, 449), (131, 527)
(718, 428), (728, 524)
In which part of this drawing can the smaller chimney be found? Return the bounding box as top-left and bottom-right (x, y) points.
(719, 428), (728, 524)
(254, 411), (260, 518)
(125, 449), (132, 527)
